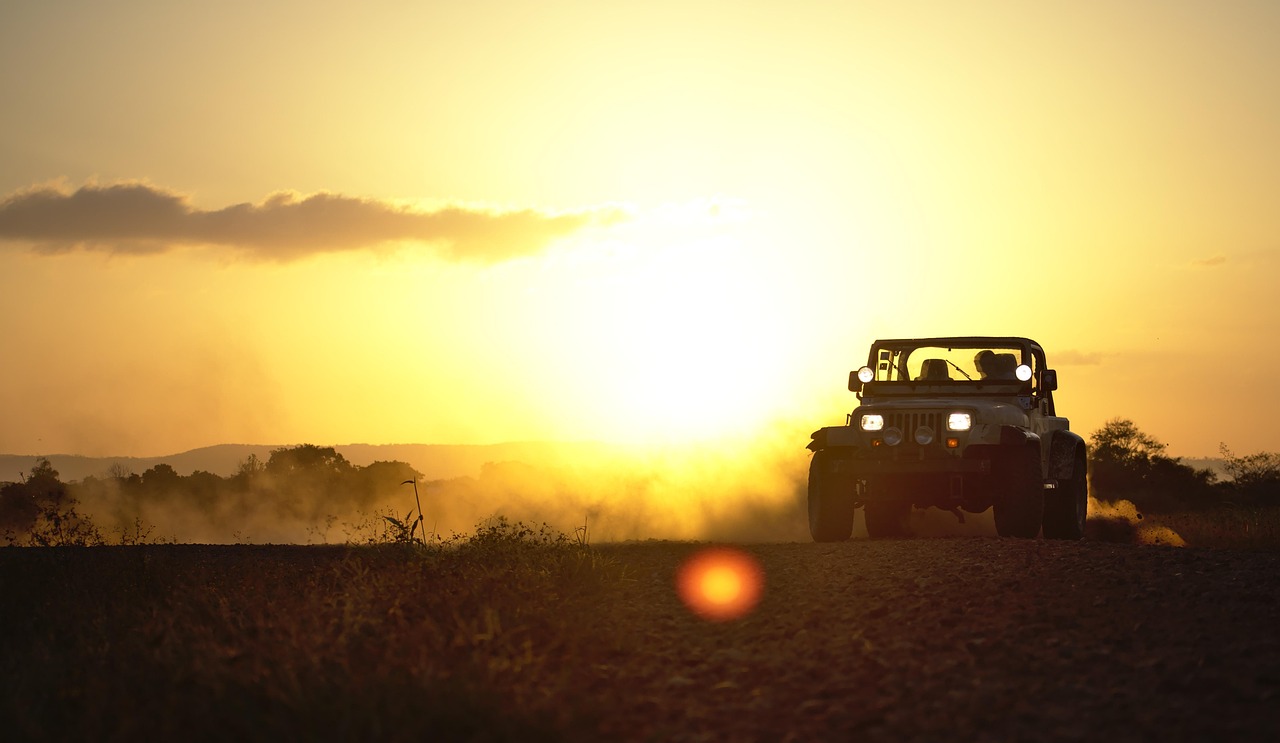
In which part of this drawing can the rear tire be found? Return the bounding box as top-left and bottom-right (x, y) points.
(1043, 449), (1087, 540)
(808, 451), (855, 542)
(993, 446), (1045, 538)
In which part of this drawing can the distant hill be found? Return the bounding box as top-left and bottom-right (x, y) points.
(0, 442), (616, 484)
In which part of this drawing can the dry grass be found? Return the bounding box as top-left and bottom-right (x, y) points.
(1082, 495), (1280, 550)
(1146, 506), (1280, 551)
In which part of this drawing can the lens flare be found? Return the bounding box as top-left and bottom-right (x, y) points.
(676, 547), (764, 622)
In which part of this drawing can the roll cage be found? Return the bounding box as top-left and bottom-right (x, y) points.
(848, 336), (1059, 414)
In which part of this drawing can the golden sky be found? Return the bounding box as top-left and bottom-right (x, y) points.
(2, 0), (1277, 458)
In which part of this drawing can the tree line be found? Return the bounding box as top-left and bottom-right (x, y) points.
(1, 444), (421, 546)
(1089, 418), (1280, 512)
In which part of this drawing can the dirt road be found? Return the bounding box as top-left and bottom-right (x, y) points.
(4, 538), (1278, 741)
(584, 538), (1280, 741)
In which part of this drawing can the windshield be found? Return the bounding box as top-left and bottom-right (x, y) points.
(869, 343), (1031, 384)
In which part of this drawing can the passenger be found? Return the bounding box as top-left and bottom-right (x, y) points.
(974, 350), (1019, 380)
(974, 350), (995, 379)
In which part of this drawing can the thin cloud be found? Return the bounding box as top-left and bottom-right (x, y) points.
(1054, 350), (1104, 366)
(1192, 254), (1227, 268)
(0, 182), (622, 262)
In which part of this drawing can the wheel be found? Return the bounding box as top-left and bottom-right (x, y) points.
(864, 500), (911, 538)
(808, 450), (855, 542)
(993, 446), (1045, 538)
(1043, 449), (1087, 540)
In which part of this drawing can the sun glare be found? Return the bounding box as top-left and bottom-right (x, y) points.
(676, 547), (764, 622)
(555, 204), (797, 443)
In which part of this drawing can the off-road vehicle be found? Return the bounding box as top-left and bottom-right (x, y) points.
(807, 337), (1087, 540)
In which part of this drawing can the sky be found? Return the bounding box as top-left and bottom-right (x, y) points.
(2, 0), (1278, 459)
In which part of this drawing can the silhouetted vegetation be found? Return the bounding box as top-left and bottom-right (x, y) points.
(0, 459), (103, 546)
(1088, 417), (1280, 514)
(1217, 443), (1280, 506)
(2, 446), (422, 547)
(1088, 418), (1217, 512)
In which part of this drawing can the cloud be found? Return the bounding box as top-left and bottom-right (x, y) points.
(1192, 254), (1227, 268)
(1054, 350), (1104, 366)
(0, 182), (621, 262)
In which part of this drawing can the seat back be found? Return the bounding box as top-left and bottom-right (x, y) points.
(919, 358), (951, 381)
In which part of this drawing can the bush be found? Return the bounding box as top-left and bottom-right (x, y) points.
(0, 459), (103, 546)
(1219, 444), (1280, 507)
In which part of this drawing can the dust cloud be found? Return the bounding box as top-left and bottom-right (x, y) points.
(68, 430), (815, 545)
(1084, 496), (1187, 547)
(405, 429), (815, 545)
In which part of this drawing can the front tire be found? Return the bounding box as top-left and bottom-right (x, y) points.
(808, 450), (855, 542)
(1043, 449), (1088, 540)
(993, 446), (1045, 538)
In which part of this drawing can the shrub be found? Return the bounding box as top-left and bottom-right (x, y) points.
(1218, 444), (1280, 506)
(0, 458), (103, 546)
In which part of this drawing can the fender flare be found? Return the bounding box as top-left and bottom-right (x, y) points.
(1046, 430), (1087, 481)
(998, 425), (1041, 448)
(808, 426), (861, 452)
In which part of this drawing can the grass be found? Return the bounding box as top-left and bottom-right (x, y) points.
(1145, 505), (1280, 551)
(0, 518), (626, 742)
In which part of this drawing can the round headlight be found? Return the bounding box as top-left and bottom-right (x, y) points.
(947, 412), (972, 431)
(883, 427), (903, 446)
(1016, 364), (1033, 382)
(860, 414), (884, 431)
(857, 366), (875, 384)
(914, 426), (935, 446)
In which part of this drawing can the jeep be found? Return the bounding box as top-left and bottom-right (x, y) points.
(806, 336), (1087, 540)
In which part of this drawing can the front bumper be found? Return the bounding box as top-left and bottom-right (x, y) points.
(831, 457), (992, 476)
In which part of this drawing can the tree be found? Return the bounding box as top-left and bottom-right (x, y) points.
(1091, 418), (1167, 466)
(1219, 444), (1280, 506)
(140, 463), (181, 498)
(265, 445), (352, 478)
(1089, 418), (1216, 511)
(0, 458), (102, 546)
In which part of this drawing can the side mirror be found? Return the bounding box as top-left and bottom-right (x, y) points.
(848, 371), (863, 393)
(1042, 369), (1058, 392)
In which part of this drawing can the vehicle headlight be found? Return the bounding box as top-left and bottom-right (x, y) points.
(914, 426), (935, 446)
(857, 366), (875, 384)
(860, 414), (884, 431)
(947, 412), (972, 431)
(882, 427), (904, 446)
(1016, 364), (1033, 382)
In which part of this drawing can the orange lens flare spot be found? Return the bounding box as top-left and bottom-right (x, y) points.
(676, 547), (764, 622)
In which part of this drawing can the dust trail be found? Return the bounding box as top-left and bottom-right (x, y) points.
(64, 429), (816, 544)
(1085, 496), (1186, 546)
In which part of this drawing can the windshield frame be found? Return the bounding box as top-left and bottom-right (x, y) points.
(858, 337), (1049, 398)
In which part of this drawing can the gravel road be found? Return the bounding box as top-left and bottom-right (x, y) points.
(582, 538), (1280, 742)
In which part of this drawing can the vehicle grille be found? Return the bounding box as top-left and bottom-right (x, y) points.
(887, 411), (944, 437)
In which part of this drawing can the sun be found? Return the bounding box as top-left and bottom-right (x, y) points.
(563, 204), (796, 442)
